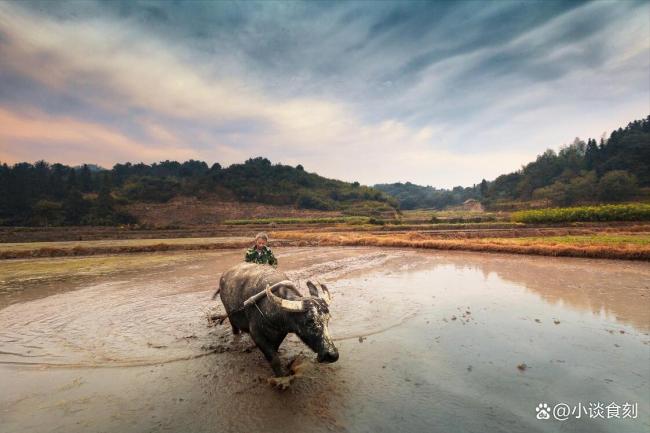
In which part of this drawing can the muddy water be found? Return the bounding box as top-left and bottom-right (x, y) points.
(0, 247), (648, 433)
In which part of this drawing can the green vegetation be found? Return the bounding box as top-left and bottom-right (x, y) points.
(485, 116), (649, 208)
(2, 116), (647, 226)
(374, 182), (481, 210)
(0, 157), (396, 226)
(511, 203), (650, 223)
(399, 209), (505, 224)
(377, 116), (650, 210)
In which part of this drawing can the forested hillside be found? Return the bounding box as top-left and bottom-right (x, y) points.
(0, 157), (395, 226)
(373, 183), (481, 210)
(2, 117), (647, 226)
(376, 116), (650, 210)
(484, 116), (649, 208)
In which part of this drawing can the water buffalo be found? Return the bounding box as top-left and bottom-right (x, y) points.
(215, 262), (339, 376)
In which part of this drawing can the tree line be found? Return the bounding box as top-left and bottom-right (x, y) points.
(0, 157), (396, 226)
(373, 182), (482, 210)
(2, 116), (647, 225)
(376, 115), (649, 210)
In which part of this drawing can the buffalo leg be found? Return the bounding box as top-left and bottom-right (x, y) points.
(249, 322), (286, 376)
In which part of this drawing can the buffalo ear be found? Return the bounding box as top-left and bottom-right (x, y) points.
(306, 281), (319, 297)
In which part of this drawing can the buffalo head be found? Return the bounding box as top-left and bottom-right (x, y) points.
(265, 280), (339, 364)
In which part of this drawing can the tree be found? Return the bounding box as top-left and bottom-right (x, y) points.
(566, 171), (597, 203)
(63, 189), (90, 225)
(585, 138), (599, 170)
(66, 168), (78, 191)
(33, 160), (50, 198)
(79, 164), (93, 192)
(480, 179), (488, 197)
(33, 200), (62, 226)
(532, 182), (568, 206)
(95, 173), (114, 215)
(597, 170), (638, 202)
(50, 164), (67, 200)
(475, 115), (649, 206)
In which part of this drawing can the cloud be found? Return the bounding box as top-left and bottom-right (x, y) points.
(0, 1), (648, 187)
(0, 107), (197, 166)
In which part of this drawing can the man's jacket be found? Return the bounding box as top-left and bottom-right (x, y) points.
(244, 245), (278, 267)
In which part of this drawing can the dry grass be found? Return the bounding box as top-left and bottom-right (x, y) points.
(483, 234), (650, 246)
(3, 224), (649, 261)
(126, 196), (342, 227)
(270, 231), (650, 260)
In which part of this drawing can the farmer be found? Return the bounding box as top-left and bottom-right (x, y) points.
(244, 232), (278, 267)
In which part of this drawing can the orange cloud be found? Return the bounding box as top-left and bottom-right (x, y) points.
(0, 107), (197, 166)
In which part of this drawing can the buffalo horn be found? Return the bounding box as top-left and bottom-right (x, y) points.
(265, 282), (305, 312)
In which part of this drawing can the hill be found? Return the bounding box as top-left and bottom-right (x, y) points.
(2, 116), (647, 226)
(373, 183), (482, 211)
(0, 157), (396, 226)
(376, 115), (650, 210)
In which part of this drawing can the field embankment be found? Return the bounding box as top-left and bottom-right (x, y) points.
(4, 224), (647, 260)
(270, 229), (650, 260)
(2, 203), (649, 260)
(0, 237), (312, 260)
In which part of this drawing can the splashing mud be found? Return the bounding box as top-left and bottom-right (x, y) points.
(267, 355), (312, 390)
(1, 247), (649, 433)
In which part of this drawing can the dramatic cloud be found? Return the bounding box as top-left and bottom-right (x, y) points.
(0, 1), (648, 187)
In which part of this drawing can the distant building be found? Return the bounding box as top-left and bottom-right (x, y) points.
(460, 199), (484, 212)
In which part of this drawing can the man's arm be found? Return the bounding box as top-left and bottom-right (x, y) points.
(268, 250), (278, 267)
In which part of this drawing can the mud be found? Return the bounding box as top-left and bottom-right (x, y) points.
(0, 247), (648, 432)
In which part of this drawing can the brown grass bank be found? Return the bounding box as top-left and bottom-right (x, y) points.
(270, 231), (650, 261)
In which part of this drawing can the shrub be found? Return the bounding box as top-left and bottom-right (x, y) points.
(598, 170), (638, 202)
(296, 193), (334, 210)
(511, 203), (650, 223)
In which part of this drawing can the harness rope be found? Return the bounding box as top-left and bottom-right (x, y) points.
(226, 287), (291, 331)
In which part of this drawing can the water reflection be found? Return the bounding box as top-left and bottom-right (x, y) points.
(417, 252), (650, 332)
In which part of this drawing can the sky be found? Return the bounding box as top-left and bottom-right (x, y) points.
(0, 0), (648, 188)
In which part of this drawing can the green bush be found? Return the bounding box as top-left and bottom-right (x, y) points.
(120, 176), (179, 203)
(511, 203), (650, 223)
(296, 193), (334, 210)
(598, 170), (638, 201)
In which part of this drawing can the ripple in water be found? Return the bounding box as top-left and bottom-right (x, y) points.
(0, 253), (417, 367)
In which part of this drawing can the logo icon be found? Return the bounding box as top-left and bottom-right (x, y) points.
(536, 403), (551, 420)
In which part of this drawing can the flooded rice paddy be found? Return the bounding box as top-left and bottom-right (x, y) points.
(0, 247), (648, 433)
